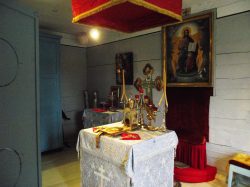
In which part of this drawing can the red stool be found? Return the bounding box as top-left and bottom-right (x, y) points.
(175, 165), (217, 183)
(174, 136), (217, 183)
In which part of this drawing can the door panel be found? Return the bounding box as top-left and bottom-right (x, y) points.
(39, 34), (62, 152)
(0, 2), (40, 186)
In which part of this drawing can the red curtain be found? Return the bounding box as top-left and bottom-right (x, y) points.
(176, 139), (207, 169)
(166, 87), (213, 144)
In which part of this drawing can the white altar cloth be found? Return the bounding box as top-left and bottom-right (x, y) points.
(77, 122), (178, 187)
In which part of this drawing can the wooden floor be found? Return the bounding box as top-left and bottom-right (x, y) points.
(42, 148), (227, 187)
(181, 173), (227, 187)
(42, 147), (81, 187)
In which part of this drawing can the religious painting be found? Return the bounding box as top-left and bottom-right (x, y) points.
(116, 52), (133, 85)
(162, 13), (213, 87)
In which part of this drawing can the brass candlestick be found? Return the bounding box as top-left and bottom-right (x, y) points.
(120, 69), (128, 108)
(157, 31), (168, 132)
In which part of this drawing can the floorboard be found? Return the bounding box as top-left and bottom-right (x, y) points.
(42, 147), (80, 187)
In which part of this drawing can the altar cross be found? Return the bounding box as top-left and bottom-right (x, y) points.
(142, 75), (155, 101)
(94, 165), (110, 187)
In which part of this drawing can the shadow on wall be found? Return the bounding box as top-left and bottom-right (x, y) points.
(62, 111), (84, 144)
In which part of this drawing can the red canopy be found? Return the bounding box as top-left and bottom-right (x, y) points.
(72, 0), (182, 33)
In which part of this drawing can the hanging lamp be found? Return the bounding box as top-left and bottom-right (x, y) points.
(72, 0), (182, 33)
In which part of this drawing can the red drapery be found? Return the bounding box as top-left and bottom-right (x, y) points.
(166, 87), (213, 169)
(71, 0), (182, 33)
(176, 139), (207, 169)
(72, 0), (182, 17)
(72, 0), (109, 16)
(166, 87), (213, 144)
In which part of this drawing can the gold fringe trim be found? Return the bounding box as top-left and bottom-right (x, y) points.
(73, 0), (182, 23)
(72, 0), (127, 23)
(128, 0), (182, 21)
(73, 21), (130, 33)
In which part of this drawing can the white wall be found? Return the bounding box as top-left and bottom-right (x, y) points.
(40, 29), (88, 47)
(207, 11), (250, 173)
(86, 32), (163, 104)
(61, 45), (87, 142)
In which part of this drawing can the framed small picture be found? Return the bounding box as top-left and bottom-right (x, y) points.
(116, 52), (133, 85)
(162, 12), (213, 87)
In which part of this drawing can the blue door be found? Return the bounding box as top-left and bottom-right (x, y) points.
(39, 33), (62, 152)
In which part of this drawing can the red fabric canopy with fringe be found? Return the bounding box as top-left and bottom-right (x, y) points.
(71, 0), (182, 33)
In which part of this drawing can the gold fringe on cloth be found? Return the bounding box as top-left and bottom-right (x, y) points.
(129, 0), (182, 21)
(72, 0), (182, 24)
(73, 0), (126, 23)
(93, 126), (131, 148)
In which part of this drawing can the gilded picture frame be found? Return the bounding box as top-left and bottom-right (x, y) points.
(162, 12), (213, 87)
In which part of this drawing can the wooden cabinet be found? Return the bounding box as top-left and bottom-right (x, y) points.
(39, 33), (63, 152)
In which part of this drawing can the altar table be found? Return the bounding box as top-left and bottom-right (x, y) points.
(77, 122), (178, 187)
(82, 109), (123, 129)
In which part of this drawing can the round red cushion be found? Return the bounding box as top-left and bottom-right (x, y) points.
(174, 165), (217, 183)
